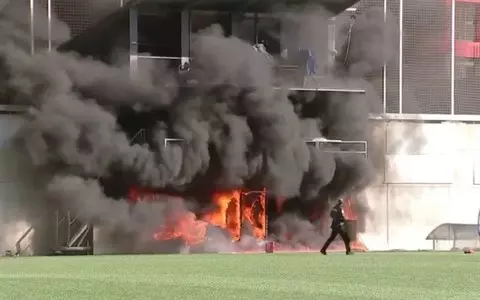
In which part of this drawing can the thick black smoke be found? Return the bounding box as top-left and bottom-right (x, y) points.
(0, 0), (395, 252)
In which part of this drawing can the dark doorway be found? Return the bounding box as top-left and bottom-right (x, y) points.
(256, 15), (281, 55)
(137, 11), (182, 59)
(190, 11), (232, 36)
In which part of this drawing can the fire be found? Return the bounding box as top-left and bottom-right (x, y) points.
(128, 186), (368, 252)
(343, 198), (356, 221)
(202, 190), (241, 240)
(202, 189), (267, 241)
(128, 186), (267, 246)
(240, 189), (267, 240)
(153, 212), (208, 246)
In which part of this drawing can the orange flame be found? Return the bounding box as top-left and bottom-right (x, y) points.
(343, 197), (356, 220)
(201, 189), (267, 241)
(153, 212), (208, 246)
(240, 189), (267, 240)
(202, 190), (241, 240)
(128, 186), (267, 246)
(342, 196), (368, 252)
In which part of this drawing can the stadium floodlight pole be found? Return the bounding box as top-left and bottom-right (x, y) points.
(164, 138), (185, 148)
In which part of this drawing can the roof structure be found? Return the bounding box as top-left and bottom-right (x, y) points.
(426, 223), (479, 241)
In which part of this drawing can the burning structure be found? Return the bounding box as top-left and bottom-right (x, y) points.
(0, 0), (396, 255)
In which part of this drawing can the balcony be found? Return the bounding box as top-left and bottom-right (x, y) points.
(132, 54), (366, 94)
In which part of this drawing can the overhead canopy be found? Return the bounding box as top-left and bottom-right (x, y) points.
(426, 223), (479, 241)
(58, 0), (360, 56)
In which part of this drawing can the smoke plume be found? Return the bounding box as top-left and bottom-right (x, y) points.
(0, 0), (396, 253)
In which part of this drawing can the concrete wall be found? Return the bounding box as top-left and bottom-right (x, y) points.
(362, 120), (480, 251)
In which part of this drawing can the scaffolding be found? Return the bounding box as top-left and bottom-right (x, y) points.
(48, 129), (147, 255)
(52, 209), (93, 255)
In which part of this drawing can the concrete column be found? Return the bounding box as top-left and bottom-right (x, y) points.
(181, 10), (190, 64)
(129, 7), (138, 78)
(29, 0), (35, 55)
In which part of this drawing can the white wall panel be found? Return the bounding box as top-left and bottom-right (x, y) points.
(386, 122), (459, 155)
(385, 154), (454, 184)
(386, 185), (451, 250)
(361, 186), (389, 250)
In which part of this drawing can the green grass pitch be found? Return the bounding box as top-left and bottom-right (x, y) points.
(0, 252), (479, 300)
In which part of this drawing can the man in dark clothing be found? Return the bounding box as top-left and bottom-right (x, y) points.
(321, 199), (352, 255)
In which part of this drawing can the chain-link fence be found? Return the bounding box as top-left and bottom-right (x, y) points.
(46, 0), (123, 37)
(337, 0), (480, 115)
(23, 0), (125, 53)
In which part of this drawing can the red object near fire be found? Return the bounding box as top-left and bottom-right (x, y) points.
(265, 241), (275, 253)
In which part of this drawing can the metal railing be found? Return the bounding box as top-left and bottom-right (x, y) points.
(54, 209), (91, 252)
(132, 54), (366, 93)
(305, 137), (368, 158)
(15, 226), (34, 255)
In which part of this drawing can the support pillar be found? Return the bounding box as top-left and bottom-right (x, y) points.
(129, 7), (138, 79)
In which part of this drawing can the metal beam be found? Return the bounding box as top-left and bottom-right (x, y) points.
(369, 113), (480, 122)
(15, 226), (34, 255)
(0, 105), (29, 113)
(164, 138), (185, 147)
(305, 137), (367, 157)
(273, 86), (365, 93)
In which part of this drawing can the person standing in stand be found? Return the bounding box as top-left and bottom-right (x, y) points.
(321, 199), (352, 255)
